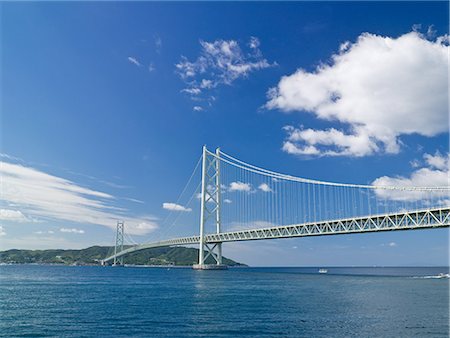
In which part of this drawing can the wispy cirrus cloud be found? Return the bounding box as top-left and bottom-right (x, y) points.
(0, 159), (158, 235)
(35, 230), (55, 235)
(124, 197), (145, 204)
(128, 56), (155, 73)
(381, 242), (397, 247)
(127, 56), (142, 67)
(229, 220), (277, 232)
(60, 228), (85, 234)
(176, 37), (276, 111)
(266, 31), (448, 157)
(154, 35), (162, 53)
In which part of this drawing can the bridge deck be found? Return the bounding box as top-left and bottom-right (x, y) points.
(103, 207), (450, 263)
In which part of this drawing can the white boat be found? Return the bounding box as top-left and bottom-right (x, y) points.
(319, 269), (328, 274)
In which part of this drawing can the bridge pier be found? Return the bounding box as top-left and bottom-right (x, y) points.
(193, 263), (227, 270)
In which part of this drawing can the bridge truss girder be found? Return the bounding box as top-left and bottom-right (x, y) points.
(102, 207), (449, 264)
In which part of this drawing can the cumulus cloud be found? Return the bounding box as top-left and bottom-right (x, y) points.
(372, 152), (449, 201)
(266, 31), (449, 157)
(229, 181), (252, 192)
(258, 183), (272, 192)
(0, 160), (158, 235)
(162, 203), (192, 212)
(224, 199), (232, 204)
(60, 228), (85, 234)
(424, 151), (449, 170)
(127, 56), (142, 67)
(176, 37), (275, 110)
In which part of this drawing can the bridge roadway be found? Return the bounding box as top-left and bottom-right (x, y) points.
(102, 207), (450, 263)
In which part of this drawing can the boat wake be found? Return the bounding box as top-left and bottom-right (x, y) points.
(412, 273), (450, 279)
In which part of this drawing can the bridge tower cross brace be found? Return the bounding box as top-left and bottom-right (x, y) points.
(113, 220), (124, 266)
(195, 146), (226, 270)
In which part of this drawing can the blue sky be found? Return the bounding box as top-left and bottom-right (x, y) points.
(1, 2), (449, 266)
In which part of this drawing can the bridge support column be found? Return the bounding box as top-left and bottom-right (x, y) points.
(193, 146), (227, 270)
(113, 221), (124, 266)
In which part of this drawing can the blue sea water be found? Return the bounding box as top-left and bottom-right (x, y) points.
(0, 265), (448, 337)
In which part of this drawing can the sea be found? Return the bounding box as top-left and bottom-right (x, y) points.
(0, 265), (448, 337)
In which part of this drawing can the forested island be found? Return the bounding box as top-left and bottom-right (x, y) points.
(0, 246), (245, 266)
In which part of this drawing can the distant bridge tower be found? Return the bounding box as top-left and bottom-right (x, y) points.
(193, 146), (227, 270)
(113, 221), (124, 266)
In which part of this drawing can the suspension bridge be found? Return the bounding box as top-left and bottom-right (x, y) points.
(102, 146), (450, 269)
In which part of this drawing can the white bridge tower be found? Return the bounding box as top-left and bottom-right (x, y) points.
(193, 146), (227, 270)
(113, 220), (124, 266)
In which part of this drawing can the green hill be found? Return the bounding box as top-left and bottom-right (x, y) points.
(0, 246), (246, 266)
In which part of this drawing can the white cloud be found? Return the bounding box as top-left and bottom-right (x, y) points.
(154, 35), (162, 53)
(35, 230), (54, 235)
(424, 151), (449, 170)
(229, 220), (277, 231)
(249, 36), (260, 49)
(372, 152), (449, 201)
(426, 25), (437, 39)
(381, 242), (398, 247)
(410, 159), (421, 168)
(162, 202), (192, 212)
(176, 37), (275, 108)
(124, 197), (144, 204)
(258, 183), (272, 192)
(193, 106), (204, 112)
(60, 228), (85, 234)
(0, 234), (80, 250)
(223, 199), (232, 204)
(282, 126), (378, 157)
(182, 88), (202, 95)
(148, 63), (155, 72)
(0, 160), (158, 235)
(127, 56), (141, 67)
(0, 209), (29, 222)
(229, 181), (252, 192)
(266, 31), (449, 157)
(0, 226), (5, 236)
(200, 79), (213, 89)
